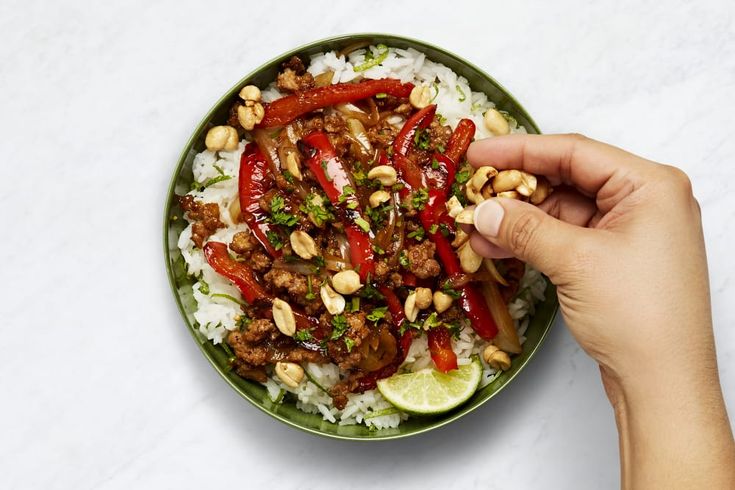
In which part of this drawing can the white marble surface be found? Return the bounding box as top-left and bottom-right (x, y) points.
(1, 1), (733, 488)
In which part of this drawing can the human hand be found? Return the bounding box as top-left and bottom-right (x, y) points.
(466, 133), (735, 488)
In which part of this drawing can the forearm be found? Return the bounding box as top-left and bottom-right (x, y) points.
(602, 360), (735, 489)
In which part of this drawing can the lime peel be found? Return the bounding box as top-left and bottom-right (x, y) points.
(377, 357), (482, 415)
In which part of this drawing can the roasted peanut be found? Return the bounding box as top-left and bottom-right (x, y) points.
(432, 291), (454, 313)
(496, 190), (521, 199)
(272, 298), (296, 337)
(239, 85), (262, 103)
(414, 287), (433, 310)
(369, 190), (391, 208)
(492, 170), (523, 193)
(237, 104), (265, 131)
(409, 85), (433, 109)
(458, 240), (483, 273)
(205, 125), (239, 152)
(451, 227), (470, 248)
(289, 231), (318, 260)
(275, 361), (304, 388)
(320, 284), (346, 315)
(332, 270), (362, 295)
(367, 165), (398, 187)
(455, 207), (475, 225)
(445, 195), (463, 218)
(404, 291), (419, 322)
(483, 108), (510, 136)
(530, 176), (552, 204)
(482, 345), (511, 371)
(470, 166), (498, 192)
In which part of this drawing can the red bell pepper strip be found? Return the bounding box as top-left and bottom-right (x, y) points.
(203, 241), (326, 347)
(393, 104), (437, 157)
(259, 79), (414, 128)
(427, 327), (458, 372)
(203, 242), (270, 304)
(238, 143), (281, 258)
(299, 131), (375, 281)
(445, 118), (476, 164)
(391, 109), (499, 341)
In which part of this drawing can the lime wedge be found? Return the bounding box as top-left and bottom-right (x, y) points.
(377, 357), (482, 415)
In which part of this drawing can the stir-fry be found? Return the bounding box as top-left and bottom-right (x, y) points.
(178, 55), (550, 411)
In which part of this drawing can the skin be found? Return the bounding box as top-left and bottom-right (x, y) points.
(466, 134), (735, 489)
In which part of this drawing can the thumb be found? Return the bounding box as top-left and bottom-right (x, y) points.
(473, 198), (589, 279)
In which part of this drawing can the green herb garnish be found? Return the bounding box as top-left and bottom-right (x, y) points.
(270, 195), (298, 227)
(198, 277), (210, 295)
(305, 276), (316, 301)
(354, 216), (371, 232)
(344, 337), (356, 352)
(366, 306), (388, 324)
(354, 44), (389, 72)
(411, 189), (429, 210)
(407, 226), (425, 241)
(330, 314), (349, 340)
(413, 128), (431, 150)
(266, 231), (284, 250)
(399, 250), (410, 269)
(294, 329), (314, 342)
(456, 84), (467, 102)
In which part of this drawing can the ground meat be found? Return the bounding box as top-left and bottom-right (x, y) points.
(277, 57), (314, 92)
(302, 116), (324, 133)
(326, 311), (372, 370)
(263, 269), (308, 298)
(232, 360), (268, 383)
(324, 113), (346, 133)
(366, 120), (399, 147)
(329, 379), (357, 410)
(230, 231), (258, 254)
(429, 120), (453, 151)
(385, 272), (403, 289)
(240, 319), (279, 343)
(228, 329), (326, 367)
(250, 252), (273, 273)
(178, 195), (223, 247)
(406, 241), (441, 279)
(374, 260), (397, 281)
(227, 101), (243, 130)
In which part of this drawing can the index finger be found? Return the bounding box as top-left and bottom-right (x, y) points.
(466, 133), (652, 197)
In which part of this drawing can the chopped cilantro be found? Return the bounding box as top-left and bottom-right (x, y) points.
(435, 143), (446, 153)
(300, 193), (334, 227)
(372, 244), (385, 255)
(428, 224), (439, 235)
(294, 329), (314, 342)
(266, 231), (284, 250)
(413, 128), (431, 150)
(431, 157), (440, 170)
(338, 185), (355, 203)
(455, 169), (471, 184)
(211, 293), (245, 306)
(282, 170), (295, 184)
(269, 195), (298, 227)
(365, 203), (390, 228)
(358, 280), (384, 300)
(441, 281), (462, 299)
(198, 277), (210, 295)
(330, 314), (348, 340)
(446, 321), (463, 339)
(391, 182), (405, 192)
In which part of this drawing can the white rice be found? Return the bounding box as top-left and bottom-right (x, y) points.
(179, 45), (543, 429)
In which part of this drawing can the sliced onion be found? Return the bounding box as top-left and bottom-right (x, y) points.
(272, 258), (315, 275)
(481, 281), (522, 354)
(324, 254), (350, 272)
(483, 258), (509, 286)
(347, 118), (373, 154)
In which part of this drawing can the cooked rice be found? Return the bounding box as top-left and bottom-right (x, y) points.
(178, 45), (544, 429)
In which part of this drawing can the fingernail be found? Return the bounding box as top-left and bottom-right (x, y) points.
(473, 199), (504, 237)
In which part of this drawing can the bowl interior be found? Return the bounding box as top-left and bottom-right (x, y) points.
(164, 33), (558, 440)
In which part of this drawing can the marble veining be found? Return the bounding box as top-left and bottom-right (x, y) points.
(1, 1), (733, 488)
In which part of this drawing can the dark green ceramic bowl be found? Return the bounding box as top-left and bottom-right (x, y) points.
(164, 33), (558, 440)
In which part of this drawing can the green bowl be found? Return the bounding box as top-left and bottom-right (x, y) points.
(163, 33), (558, 440)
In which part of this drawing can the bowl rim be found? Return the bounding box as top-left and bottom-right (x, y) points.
(163, 32), (556, 441)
